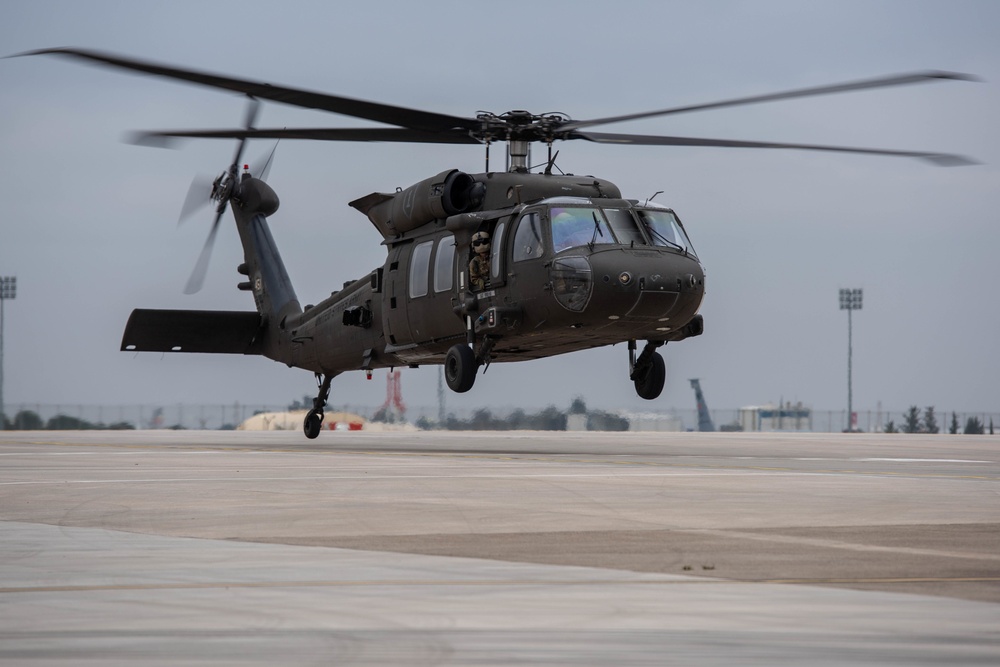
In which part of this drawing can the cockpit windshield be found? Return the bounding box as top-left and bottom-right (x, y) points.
(636, 209), (696, 256)
(539, 201), (697, 257)
(603, 208), (647, 246)
(550, 207), (615, 254)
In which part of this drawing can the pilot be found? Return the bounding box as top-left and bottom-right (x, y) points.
(468, 231), (491, 291)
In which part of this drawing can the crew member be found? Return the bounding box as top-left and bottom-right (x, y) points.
(468, 231), (491, 291)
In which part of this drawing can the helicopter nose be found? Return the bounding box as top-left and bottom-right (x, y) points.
(585, 249), (705, 323)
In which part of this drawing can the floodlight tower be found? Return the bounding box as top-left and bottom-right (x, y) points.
(839, 288), (862, 432)
(0, 276), (16, 431)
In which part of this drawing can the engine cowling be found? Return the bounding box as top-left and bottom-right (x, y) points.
(351, 169), (484, 238)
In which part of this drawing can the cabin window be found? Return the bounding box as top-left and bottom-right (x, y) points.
(490, 220), (506, 279)
(550, 206), (614, 254)
(408, 240), (433, 298)
(433, 235), (455, 293)
(603, 208), (647, 246)
(512, 212), (545, 262)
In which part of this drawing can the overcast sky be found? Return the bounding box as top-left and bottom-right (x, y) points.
(1, 0), (998, 420)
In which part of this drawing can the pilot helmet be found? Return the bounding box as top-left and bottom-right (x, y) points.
(472, 231), (491, 251)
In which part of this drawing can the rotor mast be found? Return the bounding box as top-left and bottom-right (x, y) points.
(477, 110), (541, 173)
(507, 139), (530, 172)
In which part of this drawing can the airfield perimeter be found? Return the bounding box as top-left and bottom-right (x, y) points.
(1, 429), (999, 665)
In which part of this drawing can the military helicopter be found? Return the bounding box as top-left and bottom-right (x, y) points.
(24, 48), (975, 438)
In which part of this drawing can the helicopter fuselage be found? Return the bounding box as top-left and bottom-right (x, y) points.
(121, 168), (706, 417)
(276, 170), (706, 376)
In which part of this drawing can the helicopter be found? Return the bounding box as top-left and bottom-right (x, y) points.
(22, 48), (976, 438)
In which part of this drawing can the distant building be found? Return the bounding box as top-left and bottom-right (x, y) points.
(740, 402), (812, 432)
(625, 412), (684, 432)
(566, 413), (588, 432)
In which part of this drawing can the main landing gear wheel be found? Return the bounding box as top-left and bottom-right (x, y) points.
(633, 351), (666, 400)
(303, 373), (334, 439)
(303, 409), (323, 439)
(445, 344), (478, 393)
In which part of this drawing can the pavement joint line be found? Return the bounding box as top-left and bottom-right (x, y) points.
(4, 441), (997, 482)
(0, 471), (790, 486)
(344, 450), (1000, 481)
(680, 528), (1000, 561)
(4, 468), (994, 486)
(4, 576), (1000, 595)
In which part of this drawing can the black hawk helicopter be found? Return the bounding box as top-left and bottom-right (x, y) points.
(23, 49), (976, 438)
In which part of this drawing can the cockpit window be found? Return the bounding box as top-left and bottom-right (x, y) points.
(602, 208), (647, 246)
(637, 209), (696, 256)
(550, 207), (615, 254)
(512, 212), (545, 262)
(490, 220), (506, 279)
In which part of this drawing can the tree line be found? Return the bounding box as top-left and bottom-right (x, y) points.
(2, 410), (134, 431)
(413, 397), (629, 432)
(884, 406), (993, 434)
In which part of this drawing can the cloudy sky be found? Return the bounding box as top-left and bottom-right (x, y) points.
(1, 0), (997, 420)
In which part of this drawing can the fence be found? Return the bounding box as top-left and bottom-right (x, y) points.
(1, 403), (996, 434)
(2, 403), (288, 431)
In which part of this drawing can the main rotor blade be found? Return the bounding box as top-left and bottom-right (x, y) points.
(573, 131), (977, 166)
(129, 127), (483, 144)
(23, 47), (479, 133)
(561, 71), (979, 132)
(184, 211), (223, 294)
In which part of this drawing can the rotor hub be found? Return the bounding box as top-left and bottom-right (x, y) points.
(475, 110), (572, 144)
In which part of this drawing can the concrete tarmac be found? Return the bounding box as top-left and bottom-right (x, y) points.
(1, 429), (999, 665)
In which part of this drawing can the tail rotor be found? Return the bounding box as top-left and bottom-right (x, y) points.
(180, 96), (261, 294)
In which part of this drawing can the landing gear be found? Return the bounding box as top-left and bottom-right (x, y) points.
(303, 410), (323, 439)
(634, 352), (666, 400)
(303, 373), (333, 439)
(445, 344), (478, 393)
(629, 340), (666, 400)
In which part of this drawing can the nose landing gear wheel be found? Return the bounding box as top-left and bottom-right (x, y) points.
(445, 344), (478, 393)
(633, 351), (666, 400)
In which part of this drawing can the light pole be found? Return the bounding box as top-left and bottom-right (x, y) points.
(839, 288), (862, 432)
(0, 276), (16, 431)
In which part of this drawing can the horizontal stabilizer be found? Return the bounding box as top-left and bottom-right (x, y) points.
(121, 309), (264, 354)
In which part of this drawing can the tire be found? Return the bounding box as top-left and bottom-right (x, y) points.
(303, 410), (323, 439)
(634, 351), (666, 400)
(444, 344), (478, 393)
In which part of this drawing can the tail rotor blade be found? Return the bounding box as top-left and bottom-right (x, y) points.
(242, 95), (261, 129)
(183, 210), (223, 294)
(182, 96), (261, 294)
(178, 173), (213, 223)
(230, 137), (249, 179)
(228, 97), (260, 173)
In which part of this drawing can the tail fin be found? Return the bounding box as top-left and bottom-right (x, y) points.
(119, 172), (301, 364)
(689, 378), (716, 432)
(230, 173), (303, 359)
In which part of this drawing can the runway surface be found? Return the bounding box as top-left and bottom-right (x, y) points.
(2, 429), (999, 664)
